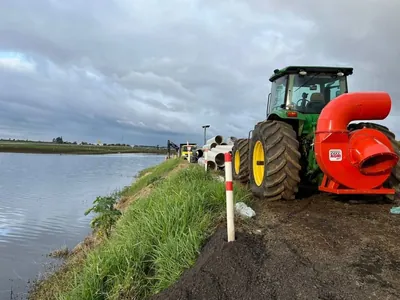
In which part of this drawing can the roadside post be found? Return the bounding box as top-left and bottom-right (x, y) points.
(224, 152), (235, 242)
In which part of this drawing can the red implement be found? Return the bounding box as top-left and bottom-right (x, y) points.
(314, 92), (399, 194)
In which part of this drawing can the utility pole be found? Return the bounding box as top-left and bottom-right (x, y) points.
(202, 124), (210, 145)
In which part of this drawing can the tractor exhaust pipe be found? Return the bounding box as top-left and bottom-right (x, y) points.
(315, 92), (398, 193)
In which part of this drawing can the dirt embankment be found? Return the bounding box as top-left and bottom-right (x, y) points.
(153, 195), (400, 300)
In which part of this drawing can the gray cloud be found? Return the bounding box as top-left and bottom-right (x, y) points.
(0, 0), (399, 145)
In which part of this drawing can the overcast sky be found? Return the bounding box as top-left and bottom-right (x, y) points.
(0, 0), (398, 145)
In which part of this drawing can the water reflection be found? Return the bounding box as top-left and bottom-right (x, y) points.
(0, 152), (164, 299)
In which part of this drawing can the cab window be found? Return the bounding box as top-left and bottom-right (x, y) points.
(291, 74), (346, 114)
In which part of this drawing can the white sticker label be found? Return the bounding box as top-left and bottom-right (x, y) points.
(329, 149), (342, 161)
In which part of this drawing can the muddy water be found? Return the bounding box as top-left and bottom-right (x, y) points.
(0, 152), (164, 299)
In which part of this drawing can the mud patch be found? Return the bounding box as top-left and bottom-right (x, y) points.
(351, 247), (400, 290)
(151, 227), (273, 300)
(152, 195), (400, 300)
(48, 246), (69, 259)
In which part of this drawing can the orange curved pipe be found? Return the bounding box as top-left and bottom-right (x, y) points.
(315, 92), (398, 191)
(316, 92), (392, 133)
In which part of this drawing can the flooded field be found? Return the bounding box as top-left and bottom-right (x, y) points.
(0, 152), (164, 299)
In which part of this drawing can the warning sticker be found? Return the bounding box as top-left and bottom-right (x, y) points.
(329, 149), (342, 161)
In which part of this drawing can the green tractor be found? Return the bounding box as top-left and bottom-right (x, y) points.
(232, 66), (400, 201)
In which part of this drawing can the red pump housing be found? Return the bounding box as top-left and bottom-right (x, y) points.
(314, 92), (399, 194)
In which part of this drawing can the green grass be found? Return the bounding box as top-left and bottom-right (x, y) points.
(122, 158), (182, 197)
(0, 142), (168, 155)
(34, 160), (250, 300)
(29, 159), (184, 300)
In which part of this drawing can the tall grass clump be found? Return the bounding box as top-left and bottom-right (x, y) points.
(84, 193), (122, 238)
(57, 165), (250, 300)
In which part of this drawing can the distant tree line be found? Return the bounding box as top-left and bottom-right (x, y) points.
(51, 136), (80, 145)
(0, 137), (167, 149)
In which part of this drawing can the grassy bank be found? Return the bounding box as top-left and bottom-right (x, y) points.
(0, 142), (167, 155)
(30, 158), (250, 300)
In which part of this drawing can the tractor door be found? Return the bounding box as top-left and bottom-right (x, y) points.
(266, 75), (288, 117)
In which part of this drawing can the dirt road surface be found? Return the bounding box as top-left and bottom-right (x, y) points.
(152, 195), (400, 300)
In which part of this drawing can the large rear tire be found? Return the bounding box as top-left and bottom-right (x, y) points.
(232, 138), (250, 183)
(348, 122), (400, 202)
(249, 120), (301, 201)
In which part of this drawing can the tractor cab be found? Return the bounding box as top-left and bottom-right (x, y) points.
(266, 66), (353, 117)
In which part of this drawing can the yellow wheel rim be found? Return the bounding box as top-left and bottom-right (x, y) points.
(234, 150), (240, 175)
(252, 140), (265, 186)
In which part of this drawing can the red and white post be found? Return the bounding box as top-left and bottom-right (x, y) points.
(224, 152), (235, 242)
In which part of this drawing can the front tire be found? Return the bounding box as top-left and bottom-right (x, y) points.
(249, 120), (301, 201)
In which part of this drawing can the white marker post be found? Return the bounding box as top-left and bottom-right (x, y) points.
(187, 145), (191, 163)
(224, 152), (235, 242)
